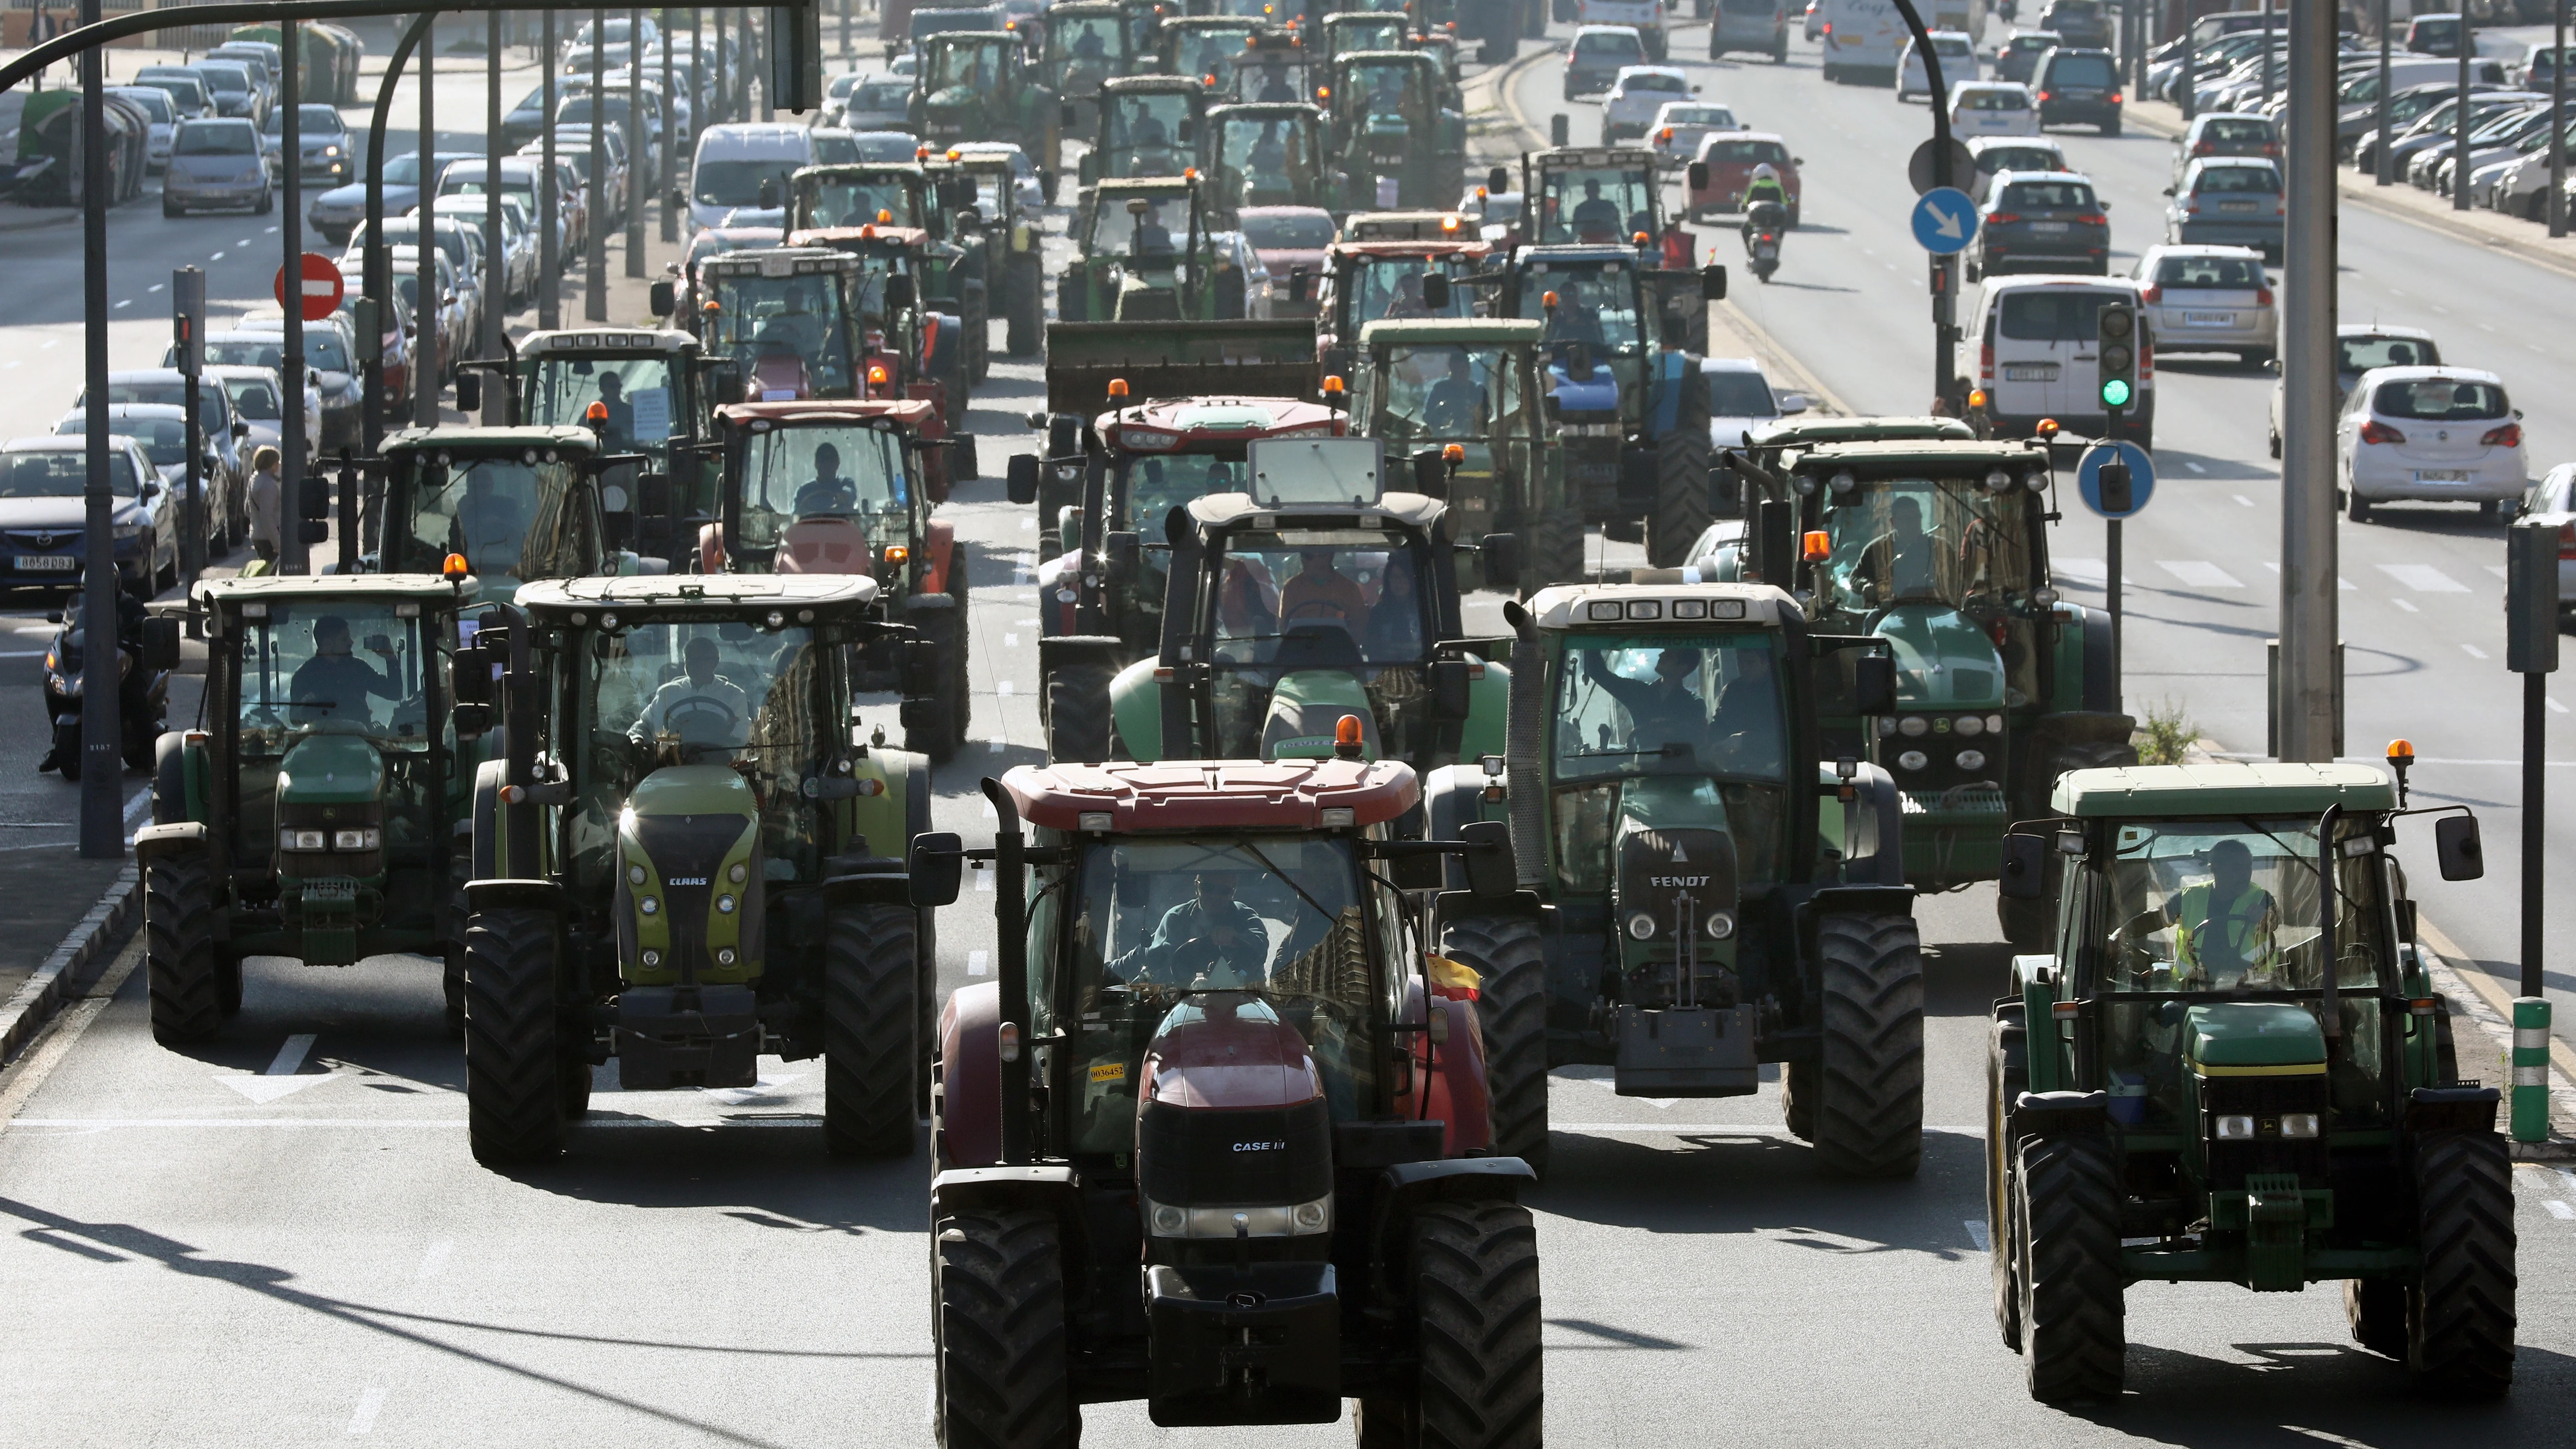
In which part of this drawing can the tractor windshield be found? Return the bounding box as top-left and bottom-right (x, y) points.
(237, 600), (434, 754)
(1535, 166), (1656, 245)
(735, 423), (912, 559)
(1049, 15), (1125, 83)
(1368, 343), (1521, 448)
(1039, 833), (1395, 1148)
(1101, 92), (1195, 178)
(1814, 475), (2042, 705)
(1086, 193), (1192, 258)
(1173, 26), (1257, 88)
(795, 172), (922, 229)
(1335, 22), (1409, 58)
(704, 272), (857, 397)
(1343, 59), (1421, 124)
(386, 451), (592, 592)
(927, 37), (1010, 91)
(1203, 526), (1439, 757)
(524, 354), (680, 466)
(1521, 259), (1643, 356)
(1215, 114), (1320, 198)
(1339, 253), (1478, 327)
(1230, 58), (1311, 103)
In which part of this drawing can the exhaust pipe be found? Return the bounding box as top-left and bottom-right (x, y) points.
(1502, 600), (1546, 889)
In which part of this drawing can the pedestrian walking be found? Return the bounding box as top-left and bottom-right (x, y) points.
(247, 446), (282, 566)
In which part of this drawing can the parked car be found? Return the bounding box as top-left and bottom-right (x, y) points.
(306, 148), (474, 245)
(50, 405), (221, 568)
(2511, 462), (2576, 617)
(0, 436), (168, 590)
(2030, 44), (2122, 134)
(2338, 365), (2526, 522)
(1966, 135), (2066, 201)
(162, 117), (272, 217)
(1647, 101), (1741, 171)
(107, 86), (176, 173)
(1896, 30), (1979, 102)
(1602, 66), (1698, 143)
(188, 332), (324, 458)
(74, 370), (249, 518)
(1564, 25), (1648, 100)
(2131, 243), (2273, 367)
(1967, 168), (2110, 279)
(1948, 81), (2038, 137)
(2269, 324), (2441, 459)
(1685, 130), (1800, 223)
(201, 365), (296, 482)
(2164, 156), (2283, 259)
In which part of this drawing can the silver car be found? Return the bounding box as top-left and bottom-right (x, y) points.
(162, 118), (272, 217)
(50, 404), (230, 561)
(107, 86), (176, 172)
(2131, 244), (2274, 367)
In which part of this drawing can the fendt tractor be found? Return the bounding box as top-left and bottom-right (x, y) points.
(700, 399), (976, 761)
(909, 30), (1065, 197)
(912, 760), (1542, 1444)
(1068, 434), (1515, 773)
(1430, 579), (1923, 1178)
(1987, 757), (2513, 1404)
(453, 575), (938, 1166)
(138, 573), (484, 1042)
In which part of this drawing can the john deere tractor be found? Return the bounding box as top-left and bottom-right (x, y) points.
(1038, 0), (1134, 134)
(1079, 74), (1209, 191)
(1204, 100), (1337, 220)
(1986, 758), (2511, 1403)
(135, 572), (485, 1043)
(1430, 579), (1922, 1178)
(932, 144), (1049, 357)
(1058, 176), (1234, 322)
(909, 31), (1063, 199)
(451, 574), (938, 1165)
(911, 759), (1540, 1444)
(366, 424), (653, 600)
(510, 327), (721, 561)
(1324, 51), (1462, 210)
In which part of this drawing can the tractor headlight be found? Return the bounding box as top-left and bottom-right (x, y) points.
(1955, 714), (1984, 737)
(729, 862), (749, 883)
(1626, 912), (1657, 940)
(1897, 716), (1929, 737)
(1956, 750), (1987, 772)
(1986, 714), (2005, 734)
(629, 864), (647, 885)
(331, 828), (381, 850)
(1144, 1196), (1332, 1238)
(279, 829), (325, 851)
(639, 896), (660, 915)
(716, 893), (737, 914)
(2278, 1113), (2321, 1139)
(1704, 911), (1735, 940)
(1896, 750), (1927, 772)
(1293, 1200), (1329, 1231)
(717, 947), (737, 966)
(641, 949), (662, 967)
(1151, 1203), (1187, 1234)
(2214, 1114), (2256, 1140)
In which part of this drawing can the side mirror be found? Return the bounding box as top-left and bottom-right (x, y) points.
(1849, 653), (1897, 717)
(450, 701), (493, 739)
(1487, 165), (1509, 194)
(1998, 832), (2048, 901)
(649, 278), (677, 314)
(1410, 447), (1448, 500)
(1480, 532), (1517, 590)
(1288, 267), (1312, 303)
(1428, 658), (1471, 721)
(1688, 161), (1709, 191)
(1777, 393), (1810, 416)
(636, 470), (672, 519)
(454, 371), (483, 414)
(450, 644), (495, 704)
(140, 615), (181, 673)
(1420, 272), (1451, 311)
(908, 830), (964, 907)
(902, 637), (943, 697)
(1458, 819), (1515, 900)
(1701, 263), (1728, 301)
(1105, 529), (1141, 577)
(233, 420), (250, 439)
(1007, 451), (1040, 506)
(2434, 814), (2484, 881)
(885, 273), (916, 310)
(298, 475), (330, 520)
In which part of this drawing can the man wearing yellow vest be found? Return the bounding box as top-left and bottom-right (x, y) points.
(2162, 839), (2278, 988)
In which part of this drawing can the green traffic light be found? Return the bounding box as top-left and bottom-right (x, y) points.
(2100, 378), (2133, 409)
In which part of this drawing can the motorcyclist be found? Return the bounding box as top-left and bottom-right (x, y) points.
(1739, 163), (1790, 243)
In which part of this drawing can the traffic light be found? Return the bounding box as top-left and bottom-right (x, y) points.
(2096, 298), (2137, 414)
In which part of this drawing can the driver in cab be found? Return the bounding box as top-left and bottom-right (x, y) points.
(1278, 548), (1367, 626)
(1583, 648), (1706, 752)
(290, 615), (406, 724)
(1851, 496), (1940, 604)
(1421, 350), (1485, 435)
(1109, 871), (1271, 988)
(794, 441), (859, 514)
(2123, 839), (2281, 989)
(631, 636), (752, 749)
(1569, 178), (1622, 239)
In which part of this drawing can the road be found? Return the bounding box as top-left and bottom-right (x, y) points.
(0, 16), (2571, 1449)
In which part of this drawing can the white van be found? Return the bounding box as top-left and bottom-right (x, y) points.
(1818, 0), (1905, 84)
(1576, 0), (1669, 63)
(1960, 274), (2153, 445)
(687, 122), (819, 233)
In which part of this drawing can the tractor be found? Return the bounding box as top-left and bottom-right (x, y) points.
(1520, 146), (1693, 271)
(1318, 10), (1410, 66)
(911, 757), (1542, 1443)
(1428, 579), (1923, 1178)
(700, 399), (975, 761)
(1157, 14), (1267, 90)
(136, 575), (480, 1041)
(1204, 101), (1337, 222)
(450, 573), (939, 1165)
(1310, 233), (1492, 380)
(908, 30), (1063, 199)
(1079, 74), (1210, 193)
(510, 327), (722, 564)
(365, 424), (652, 600)
(931, 144), (1051, 357)
(1057, 175), (1237, 322)
(1986, 756), (2512, 1403)
(689, 247), (868, 405)
(781, 224), (976, 443)
(787, 164), (992, 391)
(1038, 0), (1135, 135)
(1323, 51), (1462, 211)
(1223, 28), (1320, 104)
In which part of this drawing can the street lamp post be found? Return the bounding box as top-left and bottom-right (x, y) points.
(77, 0), (121, 857)
(626, 5), (645, 276)
(283, 17), (308, 573)
(587, 7), (608, 319)
(542, 7), (561, 327)
(2456, 5), (2474, 211)
(2278, 3), (2339, 762)
(417, 18), (441, 426)
(485, 8), (507, 410)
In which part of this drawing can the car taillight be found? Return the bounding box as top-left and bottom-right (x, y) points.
(2264, 143), (2281, 157)
(2035, 89), (2050, 102)
(2254, 285), (2273, 306)
(2073, 212), (2106, 225)
(2108, 91), (2122, 103)
(2560, 522), (2576, 560)
(1980, 335), (1995, 381)
(2140, 283), (2161, 304)
(2193, 139), (2213, 155)
(2359, 419), (2406, 445)
(1986, 212), (2020, 224)
(2481, 422), (2522, 448)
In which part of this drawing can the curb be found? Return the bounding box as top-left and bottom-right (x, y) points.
(0, 864), (141, 1067)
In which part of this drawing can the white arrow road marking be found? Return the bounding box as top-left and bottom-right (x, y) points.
(267, 1033), (315, 1076)
(215, 1074), (337, 1103)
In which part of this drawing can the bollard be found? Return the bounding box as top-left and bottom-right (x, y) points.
(2513, 997), (2553, 1142)
(1550, 112), (1568, 148)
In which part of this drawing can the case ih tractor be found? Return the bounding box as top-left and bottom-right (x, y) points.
(911, 759), (1541, 1444)
(700, 399), (975, 761)
(909, 30), (1064, 199)
(1986, 758), (2511, 1404)
(1429, 579), (1922, 1178)
(136, 573), (482, 1043)
(451, 574), (938, 1165)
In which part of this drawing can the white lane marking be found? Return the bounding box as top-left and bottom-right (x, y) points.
(2463, 643), (2490, 660)
(997, 680), (1014, 697)
(262, 225), (278, 235)
(986, 738), (1005, 753)
(236, 238), (252, 247)
(1020, 516), (1035, 530)
(209, 250), (224, 259)
(148, 282), (165, 293)
(2551, 697), (2569, 715)
(2393, 597), (2419, 613)
(1965, 1218), (1991, 1251)
(2489, 564), (2510, 579)
(982, 799), (997, 820)
(2234, 493), (2255, 506)
(2185, 460), (2207, 473)
(1003, 633), (1018, 647)
(967, 950), (990, 976)
(124, 787), (151, 822)
(2258, 562), (2356, 589)
(266, 1033), (316, 1076)
(114, 299), (132, 309)
(2378, 563), (2467, 592)
(2545, 1200), (2575, 1220)
(1016, 618), (1039, 628)
(2158, 560), (2244, 589)
(417, 1239), (454, 1281)
(349, 1385), (388, 1434)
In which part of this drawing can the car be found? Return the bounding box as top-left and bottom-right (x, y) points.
(51, 403), (229, 564)
(1949, 81), (2037, 137)
(1710, 0), (1791, 62)
(1803, 0), (1826, 42)
(1207, 229), (1276, 317)
(2030, 44), (2122, 134)
(1601, 66), (1698, 144)
(1646, 101), (1740, 170)
(1896, 30), (1979, 102)
(1966, 168), (2108, 279)
(2173, 112), (2280, 186)
(381, 245), (469, 385)
(2037, 0), (2112, 49)
(2338, 365), (2526, 522)
(551, 123), (631, 226)
(2269, 325), (2441, 459)
(2164, 156), (2282, 259)
(2516, 40), (2568, 92)
(0, 436), (169, 589)
(255, 102), (354, 186)
(231, 310), (368, 449)
(1565, 26), (1648, 101)
(2131, 243), (2273, 367)
(1685, 130), (1800, 224)
(1703, 356), (1808, 453)
(107, 86), (176, 172)
(948, 140), (1046, 208)
(359, 215), (486, 349)
(130, 68), (213, 122)
(430, 195), (540, 308)
(2512, 462), (2576, 615)
(1236, 205), (1334, 316)
(187, 59), (264, 122)
(306, 148), (475, 245)
(1993, 30), (2063, 85)
(1959, 274), (2154, 444)
(512, 147), (591, 253)
(1572, 0), (1667, 63)
(200, 365), (298, 479)
(845, 129), (923, 163)
(74, 370), (250, 512)
(1966, 136), (2067, 201)
(186, 332), (325, 458)
(162, 117), (272, 217)
(841, 73), (917, 132)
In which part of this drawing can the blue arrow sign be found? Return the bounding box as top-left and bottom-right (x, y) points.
(1910, 186), (1978, 255)
(2076, 440), (2156, 519)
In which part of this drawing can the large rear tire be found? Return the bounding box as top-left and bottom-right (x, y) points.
(2015, 1132), (2126, 1404)
(909, 608), (966, 763)
(1044, 660), (1115, 764)
(1645, 372), (1712, 567)
(463, 906), (571, 1166)
(934, 1208), (1077, 1449)
(1525, 508), (1586, 593)
(2409, 1129), (2516, 1396)
(1408, 1200), (1543, 1449)
(824, 903), (920, 1158)
(145, 848), (224, 1046)
(1986, 1007), (2029, 1350)
(1437, 911), (1549, 1176)
(1809, 911), (1924, 1177)
(1005, 255), (1044, 356)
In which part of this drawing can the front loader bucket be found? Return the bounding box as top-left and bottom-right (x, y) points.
(1043, 319), (1320, 415)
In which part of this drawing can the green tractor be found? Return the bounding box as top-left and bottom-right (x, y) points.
(1318, 10), (1410, 66)
(135, 573), (485, 1042)
(366, 424), (653, 600)
(1204, 100), (1336, 219)
(451, 574), (939, 1165)
(1057, 175), (1238, 322)
(908, 31), (1063, 200)
(1325, 50), (1463, 211)
(786, 164), (992, 390)
(1079, 74), (1210, 192)
(1349, 316), (1578, 592)
(508, 327), (722, 565)
(1430, 578), (1923, 1178)
(1038, 0), (1136, 135)
(1223, 27), (1320, 103)
(1156, 14), (1266, 89)
(931, 144), (1050, 357)
(1986, 759), (2511, 1402)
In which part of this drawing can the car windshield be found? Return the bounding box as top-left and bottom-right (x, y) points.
(1086, 194), (1190, 259)
(2194, 164), (2279, 194)
(0, 450), (137, 497)
(1707, 371), (1776, 418)
(1960, 88), (2030, 110)
(2045, 53), (2116, 87)
(1573, 32), (1643, 58)
(1998, 181), (2095, 210)
(856, 78), (914, 108)
(855, 133), (919, 162)
(262, 103), (343, 136)
(1369, 344), (1521, 444)
(2154, 253), (2266, 287)
(2339, 335), (2435, 372)
(1817, 474), (2039, 617)
(62, 415), (188, 466)
(175, 122), (256, 156)
(798, 173), (917, 228)
(2372, 377), (2508, 421)
(693, 157), (803, 208)
(1522, 260), (1643, 354)
(138, 77), (207, 108)
(1978, 147), (2059, 173)
(223, 377), (283, 420)
(1539, 167), (1658, 243)
(704, 272), (856, 393)
(1622, 72), (1688, 94)
(1241, 210), (1335, 249)
(389, 451), (590, 589)
(206, 337), (290, 370)
(527, 355), (680, 463)
(236, 602), (432, 751)
(735, 422), (911, 555)
(1664, 107), (1736, 127)
(1051, 834), (1389, 1150)
(1698, 137), (1788, 167)
(118, 89), (174, 123)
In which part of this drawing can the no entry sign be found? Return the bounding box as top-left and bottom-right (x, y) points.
(275, 252), (346, 322)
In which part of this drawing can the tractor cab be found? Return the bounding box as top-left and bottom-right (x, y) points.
(788, 161), (937, 235)
(909, 31), (1064, 193)
(512, 328), (712, 559)
(1064, 176), (1220, 322)
(1156, 15), (1264, 90)
(1040, 0), (1134, 133)
(1204, 101), (1333, 218)
(693, 248), (865, 403)
(1523, 146), (1685, 265)
(1312, 236), (1489, 376)
(1225, 29), (1317, 103)
(370, 425), (641, 601)
(1320, 10), (1410, 65)
(1350, 317), (1561, 580)
(1083, 74), (1209, 186)
(1326, 50), (1461, 210)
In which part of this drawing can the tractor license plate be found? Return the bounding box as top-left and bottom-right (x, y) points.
(13, 555), (75, 572)
(2003, 364), (2056, 381)
(2415, 469), (2470, 483)
(2183, 312), (2234, 326)
(1572, 462), (1619, 483)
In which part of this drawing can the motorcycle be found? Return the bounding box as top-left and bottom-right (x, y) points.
(1743, 199), (1787, 284)
(38, 602), (172, 781)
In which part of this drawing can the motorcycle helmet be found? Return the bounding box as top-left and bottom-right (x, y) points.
(1750, 163), (1778, 183)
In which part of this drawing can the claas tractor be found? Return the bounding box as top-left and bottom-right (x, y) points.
(1986, 758), (2511, 1403)
(782, 224), (976, 444)
(135, 574), (479, 1043)
(1428, 579), (1924, 1178)
(366, 424), (652, 600)
(1039, 0), (1134, 135)
(909, 31), (1064, 199)
(510, 327), (721, 564)
(1080, 75), (1209, 191)
(1068, 434), (1515, 771)
(1324, 51), (1461, 211)
(700, 399), (976, 762)
(451, 574), (940, 1166)
(1311, 234), (1491, 379)
(1349, 316), (1575, 592)
(691, 247), (867, 404)
(910, 757), (1542, 1442)
(1205, 101), (1336, 221)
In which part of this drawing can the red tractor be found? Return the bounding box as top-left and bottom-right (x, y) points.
(786, 223), (980, 464)
(909, 754), (1540, 1444)
(1312, 234), (1495, 381)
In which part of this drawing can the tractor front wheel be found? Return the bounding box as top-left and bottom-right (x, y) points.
(824, 902), (920, 1158)
(908, 609), (966, 763)
(1809, 911), (1923, 1177)
(1405, 1200), (1543, 1449)
(1645, 375), (1712, 568)
(145, 847), (225, 1046)
(2014, 1132), (2126, 1403)
(1525, 508), (1586, 594)
(1986, 1007), (2029, 1350)
(2408, 1129), (2516, 1396)
(933, 1207), (1076, 1449)
(1045, 659), (1116, 765)
(1437, 910), (1550, 1176)
(462, 906), (572, 1166)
